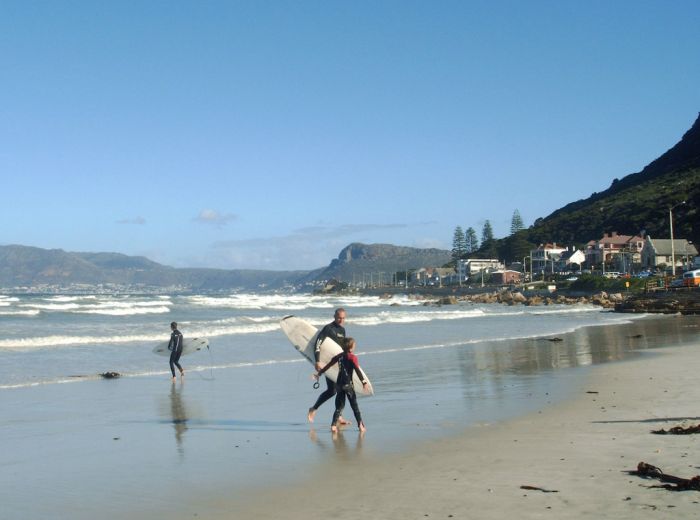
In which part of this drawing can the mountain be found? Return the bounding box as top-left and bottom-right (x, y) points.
(303, 243), (452, 283)
(0, 245), (307, 291)
(519, 113), (700, 250)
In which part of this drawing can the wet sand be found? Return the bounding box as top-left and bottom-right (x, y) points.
(227, 316), (700, 519)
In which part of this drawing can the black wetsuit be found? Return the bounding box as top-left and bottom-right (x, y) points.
(168, 328), (184, 377)
(311, 321), (345, 411)
(319, 351), (368, 426)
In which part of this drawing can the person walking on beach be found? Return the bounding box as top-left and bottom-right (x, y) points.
(307, 308), (350, 425)
(314, 337), (368, 433)
(168, 321), (185, 381)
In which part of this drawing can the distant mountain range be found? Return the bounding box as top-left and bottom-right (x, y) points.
(0, 245), (309, 292)
(3, 112), (699, 292)
(0, 243), (451, 292)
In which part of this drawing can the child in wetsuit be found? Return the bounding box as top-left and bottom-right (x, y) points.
(314, 337), (369, 433)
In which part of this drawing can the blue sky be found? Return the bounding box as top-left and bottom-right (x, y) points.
(2, 1), (698, 271)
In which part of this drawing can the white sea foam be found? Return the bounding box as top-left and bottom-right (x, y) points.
(0, 309), (41, 316)
(75, 306), (171, 316)
(17, 299), (173, 316)
(185, 293), (421, 311)
(44, 295), (98, 302)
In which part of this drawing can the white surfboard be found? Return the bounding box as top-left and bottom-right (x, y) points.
(280, 315), (373, 396)
(153, 337), (209, 357)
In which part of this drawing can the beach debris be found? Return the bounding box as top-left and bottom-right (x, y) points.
(520, 485), (559, 493)
(586, 391), (599, 394)
(547, 337), (563, 342)
(630, 462), (700, 491)
(100, 371), (121, 379)
(628, 334), (643, 338)
(652, 424), (700, 435)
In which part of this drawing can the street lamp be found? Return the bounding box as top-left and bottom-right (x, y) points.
(669, 201), (686, 276)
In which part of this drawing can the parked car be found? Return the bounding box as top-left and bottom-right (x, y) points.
(566, 276), (579, 281)
(670, 278), (684, 288)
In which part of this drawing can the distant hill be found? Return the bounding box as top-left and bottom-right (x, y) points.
(0, 245), (307, 291)
(511, 113), (700, 254)
(302, 243), (452, 284)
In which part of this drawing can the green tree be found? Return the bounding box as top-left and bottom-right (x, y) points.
(465, 227), (479, 253)
(480, 220), (497, 258)
(510, 209), (524, 235)
(481, 220), (494, 244)
(451, 226), (466, 264)
(497, 231), (533, 264)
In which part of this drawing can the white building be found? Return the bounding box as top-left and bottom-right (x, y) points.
(530, 243), (567, 274)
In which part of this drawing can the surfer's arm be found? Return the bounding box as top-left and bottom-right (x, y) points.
(316, 353), (342, 377)
(313, 328), (329, 364)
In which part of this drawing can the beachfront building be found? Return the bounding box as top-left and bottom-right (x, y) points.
(555, 248), (586, 272)
(530, 243), (567, 275)
(411, 267), (456, 286)
(584, 232), (645, 272)
(640, 236), (698, 273)
(461, 258), (503, 275)
(491, 270), (521, 285)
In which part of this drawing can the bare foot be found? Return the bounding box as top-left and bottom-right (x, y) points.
(338, 417), (351, 426)
(307, 407), (316, 423)
(180, 369), (185, 378)
(359, 421), (366, 433)
(331, 424), (338, 433)
(171, 376), (176, 382)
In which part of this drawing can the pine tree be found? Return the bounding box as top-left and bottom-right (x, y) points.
(465, 227), (478, 253)
(451, 226), (466, 264)
(480, 220), (497, 257)
(481, 220), (494, 244)
(510, 209), (524, 235)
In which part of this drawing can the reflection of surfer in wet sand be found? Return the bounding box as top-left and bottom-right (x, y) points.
(170, 381), (188, 452)
(168, 321), (185, 382)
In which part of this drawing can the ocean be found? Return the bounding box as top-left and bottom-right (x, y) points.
(0, 292), (652, 390)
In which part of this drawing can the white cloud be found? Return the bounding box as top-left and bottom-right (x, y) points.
(193, 209), (237, 228)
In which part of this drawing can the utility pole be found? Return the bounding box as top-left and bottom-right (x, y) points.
(670, 201), (686, 276)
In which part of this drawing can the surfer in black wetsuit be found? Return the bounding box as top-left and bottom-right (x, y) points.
(315, 337), (368, 433)
(307, 308), (350, 425)
(168, 321), (185, 381)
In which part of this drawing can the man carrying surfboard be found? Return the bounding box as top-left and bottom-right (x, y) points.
(307, 308), (350, 425)
(168, 321), (185, 381)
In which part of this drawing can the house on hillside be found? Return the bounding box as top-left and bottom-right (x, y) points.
(640, 237), (698, 273)
(585, 232), (645, 272)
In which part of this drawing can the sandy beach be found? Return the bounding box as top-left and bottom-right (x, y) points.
(4, 314), (700, 519)
(226, 319), (700, 520)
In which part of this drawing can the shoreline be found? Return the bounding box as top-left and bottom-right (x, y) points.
(221, 316), (700, 519)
